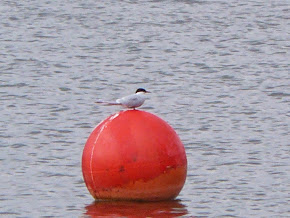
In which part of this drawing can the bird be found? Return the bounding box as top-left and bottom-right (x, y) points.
(95, 88), (150, 109)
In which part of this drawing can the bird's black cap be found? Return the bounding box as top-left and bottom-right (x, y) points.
(135, 88), (148, 93)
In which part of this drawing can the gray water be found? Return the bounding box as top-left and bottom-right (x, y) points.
(1, 0), (289, 217)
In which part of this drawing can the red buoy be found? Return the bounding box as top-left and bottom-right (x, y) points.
(82, 110), (187, 201)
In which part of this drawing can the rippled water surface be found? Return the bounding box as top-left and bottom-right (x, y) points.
(1, 0), (289, 217)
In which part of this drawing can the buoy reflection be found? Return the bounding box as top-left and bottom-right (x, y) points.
(84, 200), (188, 217)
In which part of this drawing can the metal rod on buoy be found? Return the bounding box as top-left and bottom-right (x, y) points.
(82, 110), (187, 201)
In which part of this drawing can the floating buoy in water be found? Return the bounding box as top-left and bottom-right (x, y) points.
(82, 110), (187, 201)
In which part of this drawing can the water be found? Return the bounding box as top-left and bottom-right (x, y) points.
(1, 0), (289, 217)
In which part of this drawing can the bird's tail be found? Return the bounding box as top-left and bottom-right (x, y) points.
(95, 100), (121, 106)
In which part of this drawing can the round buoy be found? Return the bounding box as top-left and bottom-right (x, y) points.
(82, 110), (187, 201)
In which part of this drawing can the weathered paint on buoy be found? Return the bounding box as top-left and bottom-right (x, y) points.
(82, 110), (187, 201)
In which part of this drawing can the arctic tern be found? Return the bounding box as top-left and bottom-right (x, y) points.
(95, 88), (150, 109)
